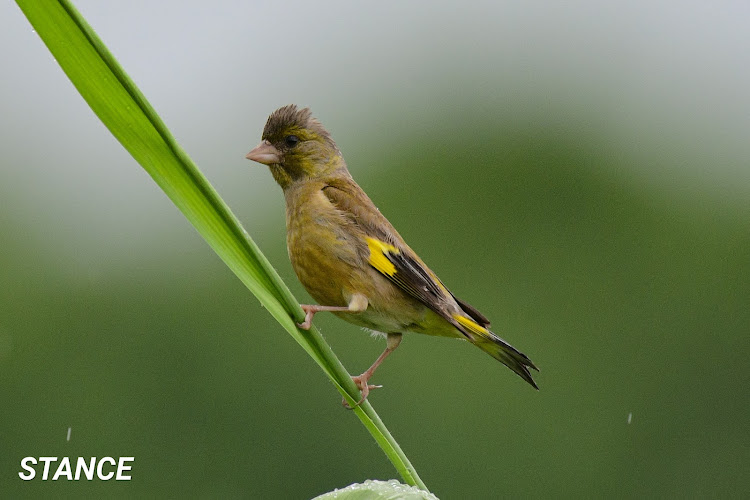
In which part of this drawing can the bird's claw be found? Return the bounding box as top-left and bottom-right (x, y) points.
(342, 375), (382, 409)
(296, 305), (316, 330)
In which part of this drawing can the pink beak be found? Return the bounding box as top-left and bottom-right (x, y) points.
(246, 140), (281, 165)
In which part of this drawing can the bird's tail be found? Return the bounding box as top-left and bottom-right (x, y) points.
(453, 314), (539, 389)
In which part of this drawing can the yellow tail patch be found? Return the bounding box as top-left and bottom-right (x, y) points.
(453, 314), (489, 335)
(366, 237), (399, 277)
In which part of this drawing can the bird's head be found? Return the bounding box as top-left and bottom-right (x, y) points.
(246, 105), (345, 189)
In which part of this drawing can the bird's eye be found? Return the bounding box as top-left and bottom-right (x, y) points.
(284, 135), (300, 147)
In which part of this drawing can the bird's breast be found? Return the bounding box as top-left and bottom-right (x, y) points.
(285, 187), (363, 307)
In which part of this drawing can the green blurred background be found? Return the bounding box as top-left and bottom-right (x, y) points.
(1, 1), (748, 498)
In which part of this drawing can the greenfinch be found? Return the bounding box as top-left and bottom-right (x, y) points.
(246, 105), (538, 404)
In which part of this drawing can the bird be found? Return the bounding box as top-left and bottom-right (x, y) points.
(246, 105), (538, 405)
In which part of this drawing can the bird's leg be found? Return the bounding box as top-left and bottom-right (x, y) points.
(297, 293), (368, 330)
(344, 332), (403, 408)
(297, 304), (349, 330)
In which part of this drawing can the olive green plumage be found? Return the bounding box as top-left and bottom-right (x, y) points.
(246, 105), (538, 400)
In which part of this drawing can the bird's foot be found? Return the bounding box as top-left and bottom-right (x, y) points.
(297, 305), (317, 330)
(342, 374), (382, 409)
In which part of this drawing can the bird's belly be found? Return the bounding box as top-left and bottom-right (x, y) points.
(336, 302), (463, 339)
(333, 308), (412, 334)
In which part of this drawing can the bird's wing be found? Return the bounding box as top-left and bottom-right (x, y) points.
(322, 178), (474, 320)
(361, 235), (448, 312)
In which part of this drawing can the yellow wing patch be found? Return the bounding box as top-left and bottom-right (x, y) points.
(366, 237), (399, 277)
(453, 314), (489, 335)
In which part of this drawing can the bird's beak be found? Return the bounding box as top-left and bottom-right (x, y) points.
(246, 140), (281, 165)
